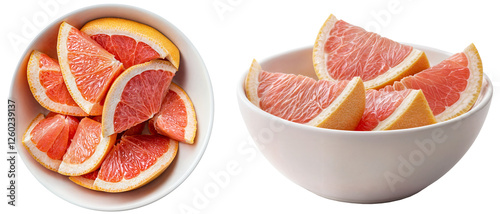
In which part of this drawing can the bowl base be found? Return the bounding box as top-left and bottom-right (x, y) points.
(309, 188), (422, 204)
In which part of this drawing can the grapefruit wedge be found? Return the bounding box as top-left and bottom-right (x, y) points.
(149, 83), (197, 144)
(313, 14), (430, 89)
(245, 60), (365, 130)
(27, 51), (87, 116)
(356, 88), (436, 131)
(81, 18), (180, 69)
(390, 43), (483, 122)
(58, 118), (116, 176)
(57, 21), (124, 115)
(94, 135), (178, 192)
(102, 60), (176, 137)
(22, 113), (79, 172)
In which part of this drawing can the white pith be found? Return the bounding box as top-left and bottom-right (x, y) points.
(372, 90), (420, 131)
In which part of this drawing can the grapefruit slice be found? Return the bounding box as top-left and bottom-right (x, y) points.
(69, 169), (100, 191)
(313, 14), (430, 89)
(149, 83), (197, 144)
(245, 59), (365, 130)
(94, 135), (178, 192)
(356, 88), (436, 131)
(58, 118), (116, 176)
(81, 17), (180, 69)
(22, 113), (79, 172)
(27, 50), (87, 116)
(102, 60), (176, 137)
(390, 43), (483, 122)
(57, 21), (124, 115)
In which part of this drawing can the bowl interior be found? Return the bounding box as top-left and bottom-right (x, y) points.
(258, 44), (451, 80)
(11, 4), (213, 211)
(240, 44), (492, 129)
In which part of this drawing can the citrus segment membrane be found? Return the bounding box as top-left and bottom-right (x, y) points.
(58, 118), (116, 176)
(30, 115), (66, 154)
(91, 34), (162, 69)
(22, 113), (79, 172)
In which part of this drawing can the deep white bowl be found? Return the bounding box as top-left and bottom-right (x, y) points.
(237, 45), (493, 203)
(10, 4), (213, 211)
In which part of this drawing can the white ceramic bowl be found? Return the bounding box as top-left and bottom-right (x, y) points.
(237, 45), (493, 203)
(10, 4), (213, 211)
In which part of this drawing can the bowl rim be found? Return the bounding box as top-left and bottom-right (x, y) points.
(237, 45), (493, 136)
(9, 3), (214, 211)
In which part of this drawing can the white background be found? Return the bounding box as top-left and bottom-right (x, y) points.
(2, 0), (499, 213)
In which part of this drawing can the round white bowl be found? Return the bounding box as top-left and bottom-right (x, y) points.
(237, 45), (493, 203)
(10, 4), (213, 211)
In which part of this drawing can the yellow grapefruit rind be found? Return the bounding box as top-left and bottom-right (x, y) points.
(93, 139), (179, 193)
(156, 83), (197, 144)
(312, 14), (430, 90)
(373, 90), (437, 131)
(434, 43), (483, 122)
(69, 175), (100, 191)
(244, 59), (262, 107)
(101, 60), (177, 137)
(58, 122), (117, 176)
(57, 21), (123, 115)
(27, 50), (88, 116)
(245, 60), (366, 131)
(22, 113), (61, 172)
(81, 17), (180, 69)
(307, 77), (365, 130)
